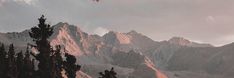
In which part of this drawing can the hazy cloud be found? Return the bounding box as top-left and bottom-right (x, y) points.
(0, 0), (234, 46)
(0, 0), (37, 5)
(13, 0), (38, 5)
(94, 27), (109, 36)
(0, 0), (6, 6)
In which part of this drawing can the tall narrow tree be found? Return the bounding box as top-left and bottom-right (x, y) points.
(7, 44), (18, 78)
(29, 15), (54, 78)
(29, 15), (81, 78)
(0, 44), (7, 78)
(23, 47), (35, 78)
(16, 51), (24, 78)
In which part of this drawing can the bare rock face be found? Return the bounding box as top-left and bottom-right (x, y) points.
(168, 37), (213, 47)
(2, 22), (234, 78)
(0, 22), (166, 78)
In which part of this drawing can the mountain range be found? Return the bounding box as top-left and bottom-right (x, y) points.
(0, 22), (233, 78)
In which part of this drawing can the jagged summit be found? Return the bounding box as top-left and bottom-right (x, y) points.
(0, 22), (215, 49)
(168, 36), (213, 47)
(168, 37), (191, 45)
(103, 31), (118, 36)
(103, 31), (131, 45)
(1, 22), (234, 78)
(127, 30), (138, 34)
(53, 22), (83, 32)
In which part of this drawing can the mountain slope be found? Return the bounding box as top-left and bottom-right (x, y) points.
(1, 22), (234, 78)
(0, 22), (167, 78)
(168, 37), (213, 47)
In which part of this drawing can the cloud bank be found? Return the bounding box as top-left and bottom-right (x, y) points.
(0, 0), (234, 46)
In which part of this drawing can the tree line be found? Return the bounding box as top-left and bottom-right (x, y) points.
(0, 15), (117, 78)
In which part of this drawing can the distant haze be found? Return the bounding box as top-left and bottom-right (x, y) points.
(0, 0), (234, 46)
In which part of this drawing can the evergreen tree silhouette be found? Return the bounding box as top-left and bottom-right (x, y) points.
(29, 15), (81, 78)
(6, 44), (18, 78)
(0, 44), (7, 78)
(23, 47), (35, 78)
(64, 53), (81, 78)
(51, 45), (63, 78)
(29, 15), (54, 78)
(16, 51), (24, 78)
(99, 67), (117, 78)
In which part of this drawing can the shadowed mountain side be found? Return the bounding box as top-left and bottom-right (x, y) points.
(1, 22), (234, 78)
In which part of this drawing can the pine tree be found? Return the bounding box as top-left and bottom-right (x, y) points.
(99, 67), (117, 78)
(29, 15), (54, 78)
(23, 47), (35, 78)
(29, 15), (81, 78)
(7, 44), (18, 78)
(16, 51), (24, 78)
(0, 44), (7, 78)
(51, 45), (63, 78)
(64, 53), (81, 78)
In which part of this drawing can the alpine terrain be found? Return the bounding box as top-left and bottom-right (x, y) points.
(0, 22), (234, 78)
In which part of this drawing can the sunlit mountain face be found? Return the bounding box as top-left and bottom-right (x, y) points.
(0, 22), (234, 78)
(1, 1), (234, 78)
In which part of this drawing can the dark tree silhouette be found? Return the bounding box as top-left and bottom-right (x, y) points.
(23, 47), (35, 78)
(16, 51), (24, 78)
(29, 15), (55, 78)
(99, 67), (117, 78)
(29, 15), (80, 78)
(6, 44), (18, 78)
(0, 44), (7, 78)
(64, 53), (81, 78)
(51, 45), (64, 78)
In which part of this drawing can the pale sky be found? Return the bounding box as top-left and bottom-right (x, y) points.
(0, 0), (234, 46)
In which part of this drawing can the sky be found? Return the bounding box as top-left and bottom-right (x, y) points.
(0, 0), (234, 46)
